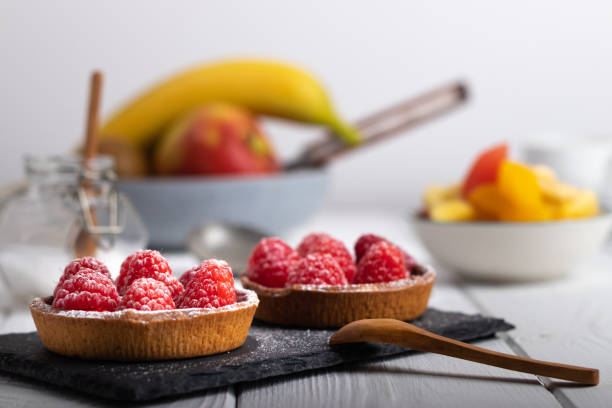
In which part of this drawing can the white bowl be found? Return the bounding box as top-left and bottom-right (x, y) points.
(411, 212), (612, 282)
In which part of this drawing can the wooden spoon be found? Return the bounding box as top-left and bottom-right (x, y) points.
(329, 318), (598, 385)
(74, 71), (103, 258)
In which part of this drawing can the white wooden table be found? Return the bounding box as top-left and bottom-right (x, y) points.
(0, 210), (610, 407)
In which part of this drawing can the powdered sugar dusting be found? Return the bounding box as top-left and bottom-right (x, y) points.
(205, 259), (230, 268)
(296, 232), (356, 282)
(286, 253), (348, 286)
(31, 289), (258, 321)
(242, 264), (436, 294)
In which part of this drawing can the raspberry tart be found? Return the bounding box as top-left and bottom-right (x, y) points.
(30, 252), (258, 361)
(240, 233), (436, 328)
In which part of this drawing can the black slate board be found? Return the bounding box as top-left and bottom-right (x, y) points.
(0, 308), (513, 401)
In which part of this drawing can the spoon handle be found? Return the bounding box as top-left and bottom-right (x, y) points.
(330, 319), (598, 385)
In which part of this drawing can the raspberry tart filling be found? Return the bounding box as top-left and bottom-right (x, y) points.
(30, 251), (258, 361)
(241, 233), (436, 328)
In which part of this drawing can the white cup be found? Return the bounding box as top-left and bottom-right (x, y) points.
(522, 133), (612, 192)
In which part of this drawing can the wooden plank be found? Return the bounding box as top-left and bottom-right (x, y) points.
(464, 254), (612, 408)
(0, 374), (235, 408)
(237, 286), (560, 408)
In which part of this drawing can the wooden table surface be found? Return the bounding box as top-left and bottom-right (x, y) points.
(0, 210), (609, 408)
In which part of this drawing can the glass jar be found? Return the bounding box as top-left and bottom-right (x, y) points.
(0, 155), (147, 307)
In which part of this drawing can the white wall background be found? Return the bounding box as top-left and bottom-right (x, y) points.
(1, 0), (612, 209)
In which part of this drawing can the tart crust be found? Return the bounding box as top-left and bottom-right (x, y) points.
(240, 265), (436, 328)
(30, 289), (258, 361)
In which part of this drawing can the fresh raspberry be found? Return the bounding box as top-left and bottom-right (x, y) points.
(403, 251), (417, 272)
(287, 253), (348, 286)
(55, 257), (111, 296)
(354, 234), (385, 262)
(297, 233), (356, 282)
(353, 241), (408, 284)
(246, 238), (300, 288)
(177, 259), (236, 309)
(119, 278), (175, 311)
(354, 234), (417, 272)
(179, 266), (199, 288)
(53, 269), (119, 311)
(115, 250), (183, 299)
(118, 251), (139, 279)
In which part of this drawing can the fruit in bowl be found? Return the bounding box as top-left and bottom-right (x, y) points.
(240, 233), (436, 328)
(422, 143), (600, 222)
(96, 58), (359, 247)
(414, 143), (611, 281)
(154, 104), (279, 176)
(30, 251), (258, 361)
(99, 58), (359, 178)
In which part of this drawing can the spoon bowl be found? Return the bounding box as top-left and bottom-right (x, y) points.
(187, 223), (268, 275)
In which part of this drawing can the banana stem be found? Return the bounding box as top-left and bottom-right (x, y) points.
(331, 120), (362, 145)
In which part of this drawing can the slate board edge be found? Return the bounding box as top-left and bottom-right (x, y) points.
(0, 316), (513, 401)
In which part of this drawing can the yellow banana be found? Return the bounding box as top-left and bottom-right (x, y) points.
(101, 59), (360, 147)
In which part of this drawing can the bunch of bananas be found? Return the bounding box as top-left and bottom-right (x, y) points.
(99, 59), (359, 177)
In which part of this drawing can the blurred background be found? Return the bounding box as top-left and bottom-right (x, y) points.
(3, 0), (612, 210)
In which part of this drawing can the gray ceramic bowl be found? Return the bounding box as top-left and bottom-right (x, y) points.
(118, 169), (328, 248)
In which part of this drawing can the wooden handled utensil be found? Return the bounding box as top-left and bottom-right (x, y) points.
(74, 71), (103, 258)
(330, 318), (598, 385)
(285, 81), (467, 170)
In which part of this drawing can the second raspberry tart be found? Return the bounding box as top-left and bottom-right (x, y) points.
(241, 233), (436, 328)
